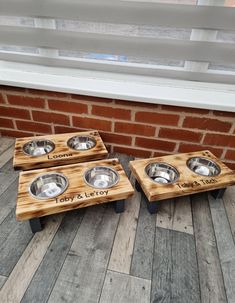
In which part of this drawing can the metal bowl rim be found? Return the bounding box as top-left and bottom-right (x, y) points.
(28, 172), (69, 200)
(186, 156), (221, 176)
(67, 135), (97, 151)
(83, 165), (120, 189)
(145, 161), (180, 184)
(22, 139), (55, 157)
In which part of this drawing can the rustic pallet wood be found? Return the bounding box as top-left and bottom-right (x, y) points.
(0, 215), (62, 303)
(13, 130), (108, 170)
(48, 205), (119, 303)
(16, 158), (134, 221)
(151, 227), (200, 303)
(21, 209), (85, 303)
(192, 193), (227, 303)
(130, 193), (156, 280)
(209, 195), (235, 303)
(100, 270), (151, 303)
(130, 150), (235, 203)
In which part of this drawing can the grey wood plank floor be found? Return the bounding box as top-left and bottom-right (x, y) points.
(0, 136), (235, 303)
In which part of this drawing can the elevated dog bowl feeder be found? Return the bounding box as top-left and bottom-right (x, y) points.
(130, 150), (235, 214)
(16, 158), (134, 232)
(13, 130), (108, 170)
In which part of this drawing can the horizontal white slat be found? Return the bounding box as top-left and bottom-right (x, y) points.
(0, 26), (235, 64)
(0, 51), (235, 84)
(0, 60), (234, 112)
(1, 0), (235, 30)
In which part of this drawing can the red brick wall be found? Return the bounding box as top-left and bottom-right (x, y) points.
(0, 85), (235, 170)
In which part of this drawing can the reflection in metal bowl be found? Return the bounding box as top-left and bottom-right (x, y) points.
(187, 157), (221, 177)
(84, 166), (119, 189)
(29, 173), (69, 199)
(23, 140), (55, 157)
(145, 162), (179, 184)
(67, 136), (96, 151)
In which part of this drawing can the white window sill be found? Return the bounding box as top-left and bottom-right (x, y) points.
(0, 61), (235, 112)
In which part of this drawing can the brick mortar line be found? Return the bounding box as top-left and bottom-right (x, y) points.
(0, 126), (235, 164)
(221, 148), (227, 160)
(51, 124), (55, 134)
(200, 133), (206, 145)
(2, 92), (235, 118)
(229, 123), (235, 134)
(12, 119), (17, 130)
(68, 115), (73, 127)
(2, 93), (8, 104)
(1, 102), (234, 124)
(2, 89), (235, 113)
(45, 99), (49, 110)
(1, 115), (235, 150)
(111, 120), (115, 133)
(174, 142), (180, 153)
(1, 117), (235, 150)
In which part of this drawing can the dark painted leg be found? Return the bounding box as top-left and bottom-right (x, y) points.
(211, 188), (226, 199)
(135, 180), (142, 192)
(29, 218), (43, 233)
(114, 199), (125, 213)
(145, 198), (158, 214)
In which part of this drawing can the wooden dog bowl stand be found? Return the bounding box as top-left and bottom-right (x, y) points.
(130, 150), (235, 214)
(17, 158), (134, 232)
(14, 130), (108, 170)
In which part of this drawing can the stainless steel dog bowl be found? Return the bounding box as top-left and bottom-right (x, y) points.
(84, 166), (119, 189)
(187, 157), (221, 177)
(145, 162), (179, 184)
(67, 135), (96, 151)
(23, 140), (55, 157)
(29, 173), (69, 199)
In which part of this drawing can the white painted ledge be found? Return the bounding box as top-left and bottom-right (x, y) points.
(0, 61), (235, 112)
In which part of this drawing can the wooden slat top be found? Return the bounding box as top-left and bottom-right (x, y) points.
(13, 130), (108, 170)
(130, 150), (235, 202)
(17, 158), (134, 220)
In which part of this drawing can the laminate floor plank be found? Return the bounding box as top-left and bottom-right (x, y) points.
(0, 178), (18, 224)
(100, 270), (151, 303)
(0, 215), (63, 303)
(21, 209), (85, 303)
(48, 205), (120, 303)
(0, 137), (14, 155)
(192, 193), (227, 303)
(209, 195), (235, 303)
(108, 188), (140, 274)
(0, 210), (33, 276)
(0, 145), (15, 169)
(0, 275), (7, 290)
(156, 196), (193, 235)
(223, 186), (235, 243)
(130, 193), (156, 280)
(151, 227), (200, 303)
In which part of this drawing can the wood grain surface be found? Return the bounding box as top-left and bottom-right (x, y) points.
(192, 193), (227, 303)
(17, 158), (134, 220)
(100, 270), (151, 303)
(130, 150), (235, 202)
(13, 130), (108, 170)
